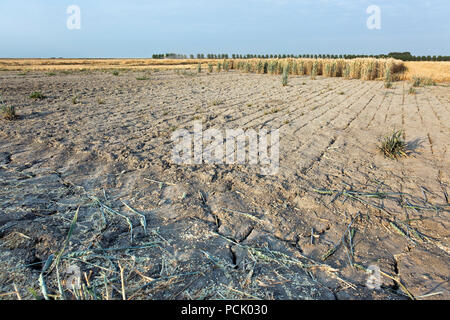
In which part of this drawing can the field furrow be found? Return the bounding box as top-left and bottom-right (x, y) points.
(1, 69), (449, 301)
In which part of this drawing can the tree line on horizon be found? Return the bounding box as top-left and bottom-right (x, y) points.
(152, 52), (450, 61)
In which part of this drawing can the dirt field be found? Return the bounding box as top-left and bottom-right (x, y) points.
(0, 69), (449, 300)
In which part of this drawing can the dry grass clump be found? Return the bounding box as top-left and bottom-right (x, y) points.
(72, 95), (80, 104)
(379, 130), (408, 159)
(0, 95), (17, 120)
(412, 76), (435, 87)
(384, 71), (394, 88)
(281, 66), (289, 86)
(1, 105), (17, 120)
(311, 61), (319, 80)
(211, 100), (224, 106)
(421, 77), (435, 86)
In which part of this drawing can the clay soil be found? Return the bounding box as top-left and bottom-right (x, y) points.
(0, 69), (449, 300)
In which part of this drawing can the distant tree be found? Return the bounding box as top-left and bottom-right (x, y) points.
(388, 52), (414, 61)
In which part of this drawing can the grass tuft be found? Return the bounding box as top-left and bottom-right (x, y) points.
(72, 95), (80, 104)
(1, 96), (17, 120)
(412, 76), (435, 87)
(281, 66), (289, 86)
(379, 130), (408, 159)
(0, 104), (17, 120)
(1, 105), (16, 120)
(29, 91), (46, 100)
(211, 100), (224, 106)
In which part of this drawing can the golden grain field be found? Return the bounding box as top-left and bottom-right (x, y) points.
(403, 61), (450, 82)
(1, 58), (449, 83)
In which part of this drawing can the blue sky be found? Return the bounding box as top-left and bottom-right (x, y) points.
(0, 0), (448, 58)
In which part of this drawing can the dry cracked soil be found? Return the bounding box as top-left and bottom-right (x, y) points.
(0, 69), (449, 300)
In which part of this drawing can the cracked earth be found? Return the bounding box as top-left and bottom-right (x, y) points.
(0, 69), (449, 299)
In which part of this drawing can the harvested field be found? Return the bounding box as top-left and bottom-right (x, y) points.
(0, 69), (449, 300)
(403, 62), (450, 83)
(0, 58), (212, 72)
